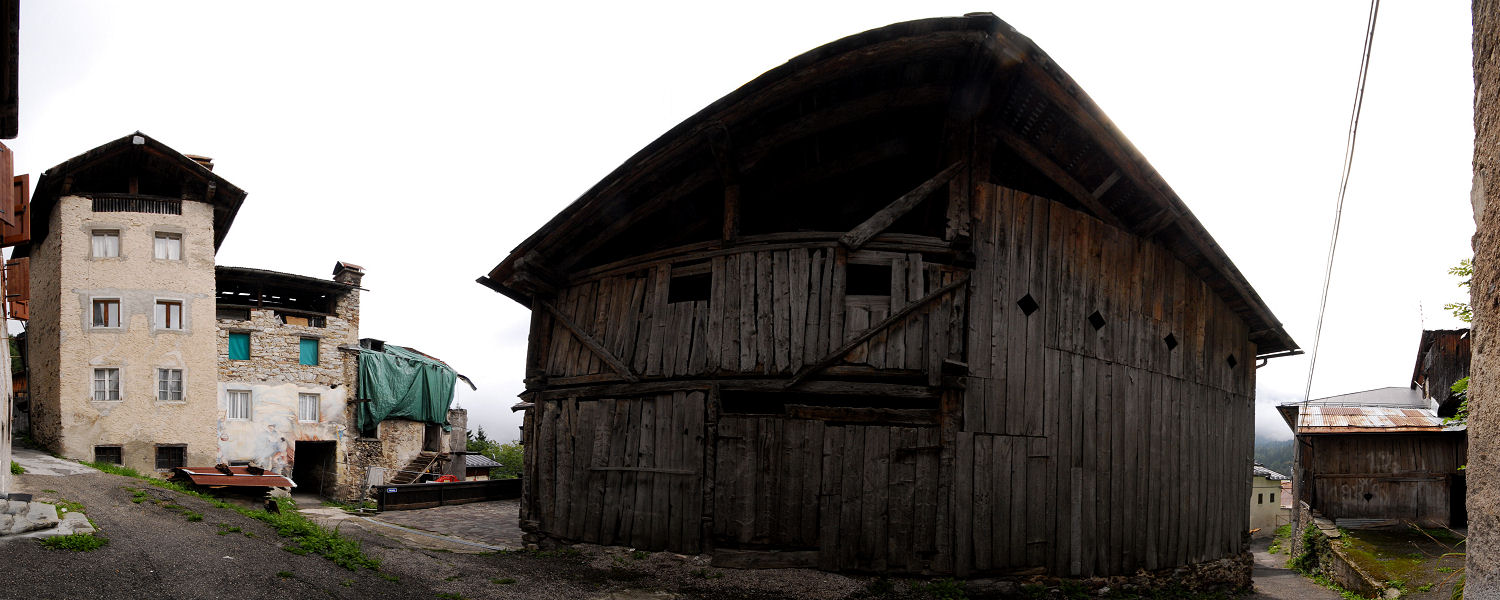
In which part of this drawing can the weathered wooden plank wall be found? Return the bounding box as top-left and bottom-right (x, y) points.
(526, 392), (707, 553)
(1304, 433), (1466, 527)
(956, 184), (1256, 576)
(539, 246), (965, 384)
(523, 182), (1259, 577)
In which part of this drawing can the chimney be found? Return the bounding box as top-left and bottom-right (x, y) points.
(184, 154), (214, 171)
(333, 261), (365, 286)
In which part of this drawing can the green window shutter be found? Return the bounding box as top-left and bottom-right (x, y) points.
(229, 332), (250, 360)
(300, 338), (319, 366)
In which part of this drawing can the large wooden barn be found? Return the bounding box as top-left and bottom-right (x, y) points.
(480, 14), (1298, 578)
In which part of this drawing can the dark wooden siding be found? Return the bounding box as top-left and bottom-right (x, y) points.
(954, 184), (1255, 576)
(538, 246), (965, 383)
(522, 183), (1259, 577)
(1303, 433), (1466, 527)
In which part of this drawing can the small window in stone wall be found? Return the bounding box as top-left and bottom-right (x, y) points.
(300, 338), (319, 366)
(299, 393), (320, 422)
(155, 445), (186, 470)
(94, 446), (122, 465)
(228, 332), (250, 360)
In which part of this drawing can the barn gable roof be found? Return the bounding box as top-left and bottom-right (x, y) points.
(480, 13), (1298, 357)
(26, 131), (248, 251)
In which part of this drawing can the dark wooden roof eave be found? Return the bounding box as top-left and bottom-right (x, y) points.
(27, 132), (249, 252)
(481, 13), (1300, 357)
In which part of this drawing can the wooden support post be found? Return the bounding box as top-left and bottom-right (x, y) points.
(541, 299), (642, 383)
(840, 162), (964, 251)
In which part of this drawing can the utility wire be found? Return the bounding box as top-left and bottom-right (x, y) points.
(1303, 0), (1381, 403)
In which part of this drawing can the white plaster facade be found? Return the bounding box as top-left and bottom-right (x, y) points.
(1250, 472), (1290, 537)
(29, 195), (220, 473)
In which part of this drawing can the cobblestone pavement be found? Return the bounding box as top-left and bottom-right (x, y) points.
(364, 498), (525, 549)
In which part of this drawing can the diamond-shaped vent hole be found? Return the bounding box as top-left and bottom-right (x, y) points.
(1087, 310), (1106, 331)
(1163, 333), (1178, 351)
(1226, 354), (1238, 369)
(1016, 294), (1039, 316)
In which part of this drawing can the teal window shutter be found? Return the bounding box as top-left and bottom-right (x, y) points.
(229, 332), (250, 360)
(300, 338), (319, 366)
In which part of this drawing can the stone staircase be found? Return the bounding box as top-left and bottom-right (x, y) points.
(388, 451), (442, 485)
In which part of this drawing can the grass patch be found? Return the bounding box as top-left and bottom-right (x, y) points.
(378, 572), (400, 582)
(276, 571), (294, 578)
(689, 568), (724, 580)
(48, 498), (86, 515)
(9, 460), (22, 475)
(38, 533), (107, 552)
(491, 577), (516, 585)
(87, 460), (379, 571)
(436, 593), (468, 600)
(185, 511), (204, 522)
(1268, 523), (1293, 555)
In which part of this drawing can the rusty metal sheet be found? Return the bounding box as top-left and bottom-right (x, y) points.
(173, 466), (295, 488)
(1294, 405), (1454, 433)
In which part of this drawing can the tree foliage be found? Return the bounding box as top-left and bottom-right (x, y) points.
(1443, 258), (1473, 323)
(466, 426), (523, 479)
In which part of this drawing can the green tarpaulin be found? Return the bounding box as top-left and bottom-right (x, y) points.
(356, 344), (458, 433)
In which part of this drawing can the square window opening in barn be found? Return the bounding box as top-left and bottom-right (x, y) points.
(1226, 354), (1238, 369)
(228, 332), (250, 360)
(154, 232), (181, 260)
(155, 445), (186, 470)
(94, 446), (122, 465)
(846, 263), (893, 297)
(91, 229), (120, 258)
(668, 272), (712, 304)
(1164, 333), (1178, 351)
(1088, 310), (1106, 331)
(1017, 293), (1039, 316)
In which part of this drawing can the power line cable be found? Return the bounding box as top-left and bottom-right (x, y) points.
(1302, 0), (1381, 403)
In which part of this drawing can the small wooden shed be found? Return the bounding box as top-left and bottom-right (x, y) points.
(481, 14), (1298, 578)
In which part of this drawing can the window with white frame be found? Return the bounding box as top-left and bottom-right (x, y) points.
(92, 368), (120, 402)
(91, 230), (120, 257)
(154, 232), (181, 260)
(298, 393), (320, 422)
(157, 368), (183, 402)
(227, 390), (251, 420)
(91, 299), (120, 328)
(155, 300), (183, 330)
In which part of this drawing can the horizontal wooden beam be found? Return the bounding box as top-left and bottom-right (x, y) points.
(840, 161), (964, 251)
(540, 300), (640, 383)
(994, 128), (1124, 229)
(534, 378), (936, 401)
(784, 404), (938, 426)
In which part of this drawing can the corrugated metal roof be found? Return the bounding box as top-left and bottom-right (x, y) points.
(1290, 405), (1463, 434)
(172, 466), (295, 488)
(465, 454), (502, 469)
(1253, 464), (1290, 481)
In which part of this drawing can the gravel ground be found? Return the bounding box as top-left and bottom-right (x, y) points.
(0, 467), (890, 600)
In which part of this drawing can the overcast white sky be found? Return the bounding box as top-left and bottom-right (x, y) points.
(7, 2), (1474, 442)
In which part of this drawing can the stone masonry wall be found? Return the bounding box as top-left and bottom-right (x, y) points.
(1472, 0), (1500, 593)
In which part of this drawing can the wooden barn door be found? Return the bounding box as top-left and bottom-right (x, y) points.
(532, 391), (706, 553)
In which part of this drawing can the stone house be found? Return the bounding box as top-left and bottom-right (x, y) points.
(19, 132), (466, 502)
(1469, 0), (1500, 590)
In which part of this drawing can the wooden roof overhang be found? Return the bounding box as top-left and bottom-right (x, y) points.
(479, 13), (1300, 358)
(25, 132), (248, 252)
(216, 266), (355, 316)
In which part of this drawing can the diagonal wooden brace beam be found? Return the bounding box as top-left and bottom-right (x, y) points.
(839, 161), (965, 250)
(786, 275), (970, 388)
(540, 299), (641, 383)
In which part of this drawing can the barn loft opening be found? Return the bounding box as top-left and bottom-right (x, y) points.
(668, 272), (712, 304)
(1163, 333), (1178, 351)
(1088, 310), (1106, 331)
(846, 263), (893, 297)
